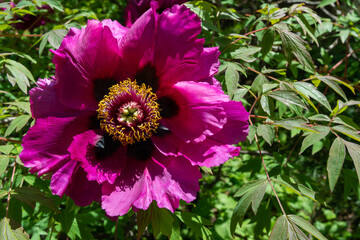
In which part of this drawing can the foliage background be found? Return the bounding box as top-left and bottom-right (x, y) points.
(1, 0), (360, 239)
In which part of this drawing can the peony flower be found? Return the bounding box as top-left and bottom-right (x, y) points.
(124, 0), (187, 27)
(20, 4), (249, 216)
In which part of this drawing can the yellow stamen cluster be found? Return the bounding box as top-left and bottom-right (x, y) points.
(97, 79), (161, 145)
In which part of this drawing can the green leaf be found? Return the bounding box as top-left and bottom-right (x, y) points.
(175, 212), (213, 239)
(0, 144), (14, 155)
(5, 102), (31, 115)
(4, 59), (34, 83)
(0, 217), (30, 240)
(48, 29), (68, 49)
(0, 47), (36, 63)
(230, 192), (251, 236)
(11, 187), (58, 212)
(267, 91), (307, 109)
(344, 141), (360, 183)
(234, 179), (268, 197)
(333, 116), (359, 130)
(251, 180), (268, 214)
(247, 125), (256, 143)
(233, 88), (248, 101)
(225, 65), (239, 99)
(40, 0), (63, 12)
(0, 156), (9, 176)
(39, 33), (49, 56)
(299, 128), (330, 154)
(262, 83), (279, 93)
(293, 82), (332, 111)
(137, 208), (152, 239)
(231, 46), (261, 62)
(4, 115), (31, 137)
(0, 190), (8, 199)
(339, 29), (350, 43)
(257, 124), (274, 145)
(276, 29), (314, 72)
(150, 205), (174, 238)
(260, 95), (271, 115)
(269, 215), (288, 240)
(5, 65), (29, 93)
(288, 215), (327, 240)
(288, 222), (310, 240)
(274, 117), (317, 133)
(272, 176), (317, 201)
(317, 0), (336, 7)
(332, 125), (360, 142)
(261, 28), (275, 57)
(231, 179), (268, 235)
(308, 114), (330, 121)
(169, 218), (181, 240)
(316, 76), (348, 101)
(295, 14), (318, 46)
(327, 138), (346, 192)
(251, 73), (269, 94)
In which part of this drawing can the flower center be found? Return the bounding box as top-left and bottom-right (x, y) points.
(117, 101), (144, 127)
(97, 79), (160, 145)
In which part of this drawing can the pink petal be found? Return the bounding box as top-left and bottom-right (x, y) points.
(120, 7), (156, 78)
(68, 130), (127, 184)
(101, 150), (201, 216)
(153, 5), (204, 87)
(159, 81), (228, 142)
(50, 160), (78, 196)
(29, 77), (78, 119)
(66, 167), (102, 206)
(20, 114), (92, 176)
(51, 20), (124, 110)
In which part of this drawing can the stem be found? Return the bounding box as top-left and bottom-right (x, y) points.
(222, 26), (269, 53)
(0, 34), (42, 37)
(6, 162), (16, 218)
(0, 137), (22, 144)
(344, 37), (350, 81)
(328, 47), (360, 74)
(248, 116), (286, 216)
(250, 114), (268, 119)
(249, 97), (259, 115)
(254, 133), (287, 216)
(244, 65), (281, 82)
(114, 217), (119, 240)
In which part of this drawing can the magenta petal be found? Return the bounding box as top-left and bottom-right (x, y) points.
(66, 167), (102, 206)
(150, 151), (201, 211)
(212, 101), (250, 144)
(180, 47), (222, 87)
(50, 160), (78, 196)
(101, 19), (128, 41)
(68, 130), (127, 184)
(181, 139), (241, 167)
(52, 20), (123, 110)
(154, 5), (204, 87)
(124, 0), (187, 27)
(151, 133), (182, 156)
(101, 150), (201, 216)
(159, 81), (228, 142)
(124, 4), (141, 27)
(20, 115), (91, 176)
(29, 77), (78, 118)
(120, 8), (156, 77)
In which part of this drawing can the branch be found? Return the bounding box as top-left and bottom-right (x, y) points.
(0, 137), (22, 144)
